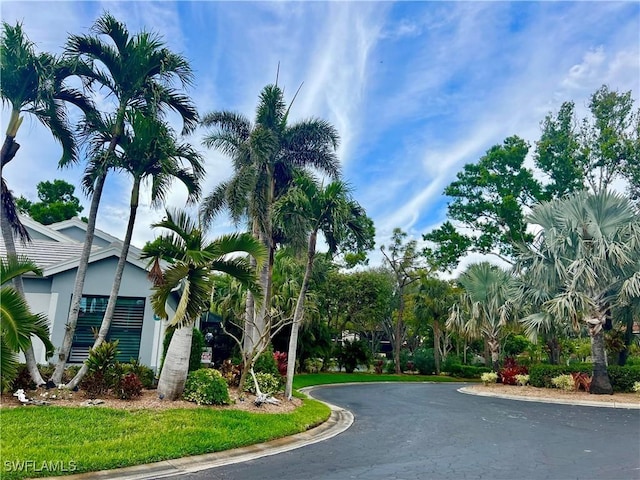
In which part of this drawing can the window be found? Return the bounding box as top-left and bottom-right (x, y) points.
(69, 295), (145, 363)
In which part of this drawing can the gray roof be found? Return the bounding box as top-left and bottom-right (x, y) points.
(0, 239), (97, 270)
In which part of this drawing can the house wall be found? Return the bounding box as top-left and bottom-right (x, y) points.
(55, 225), (111, 248)
(47, 257), (161, 370)
(25, 228), (56, 241)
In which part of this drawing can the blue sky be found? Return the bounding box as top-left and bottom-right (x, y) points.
(2, 1), (639, 272)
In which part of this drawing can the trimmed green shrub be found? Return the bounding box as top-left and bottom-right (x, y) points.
(529, 363), (640, 392)
(183, 368), (230, 405)
(458, 365), (491, 378)
(607, 365), (640, 393)
(244, 372), (282, 395)
(254, 347), (280, 377)
(413, 348), (436, 375)
(442, 355), (462, 373)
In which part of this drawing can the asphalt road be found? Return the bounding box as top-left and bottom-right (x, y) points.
(181, 383), (640, 480)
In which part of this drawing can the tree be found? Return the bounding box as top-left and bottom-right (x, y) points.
(274, 173), (374, 399)
(17, 179), (84, 224)
(0, 256), (54, 388)
(413, 276), (458, 374)
(381, 228), (424, 374)
(66, 113), (204, 389)
(515, 190), (640, 394)
(53, 13), (198, 385)
(1, 22), (92, 385)
(141, 209), (265, 400)
(448, 262), (514, 372)
(200, 83), (340, 358)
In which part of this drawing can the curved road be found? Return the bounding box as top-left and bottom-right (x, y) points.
(182, 383), (640, 480)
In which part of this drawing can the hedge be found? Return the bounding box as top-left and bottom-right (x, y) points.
(529, 363), (640, 392)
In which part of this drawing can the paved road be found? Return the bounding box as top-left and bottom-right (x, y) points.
(181, 383), (640, 480)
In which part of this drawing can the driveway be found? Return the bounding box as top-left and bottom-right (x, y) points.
(181, 383), (640, 480)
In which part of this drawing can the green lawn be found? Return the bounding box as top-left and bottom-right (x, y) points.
(292, 372), (470, 389)
(0, 397), (329, 479)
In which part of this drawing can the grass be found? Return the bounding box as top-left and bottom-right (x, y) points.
(292, 372), (470, 389)
(0, 397), (329, 479)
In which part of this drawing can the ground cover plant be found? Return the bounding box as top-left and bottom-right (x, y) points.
(0, 396), (329, 479)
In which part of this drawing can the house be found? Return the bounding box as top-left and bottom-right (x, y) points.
(1, 216), (167, 371)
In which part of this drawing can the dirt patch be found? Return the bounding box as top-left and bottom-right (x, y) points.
(0, 388), (302, 413)
(466, 383), (640, 405)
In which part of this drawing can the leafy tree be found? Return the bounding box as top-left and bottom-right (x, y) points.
(381, 228), (424, 374)
(514, 190), (640, 394)
(141, 209), (265, 400)
(17, 179), (84, 224)
(1, 22), (92, 386)
(54, 13), (198, 386)
(448, 262), (514, 372)
(200, 84), (340, 358)
(0, 256), (54, 389)
(274, 173), (374, 398)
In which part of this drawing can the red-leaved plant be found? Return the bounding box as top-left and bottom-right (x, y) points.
(273, 351), (288, 377)
(499, 357), (528, 385)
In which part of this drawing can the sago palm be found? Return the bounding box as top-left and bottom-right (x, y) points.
(54, 12), (198, 384)
(141, 209), (265, 400)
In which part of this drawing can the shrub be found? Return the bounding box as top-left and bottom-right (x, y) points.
(442, 355), (462, 372)
(374, 359), (385, 374)
(515, 374), (530, 386)
(115, 373), (143, 400)
(10, 365), (36, 391)
(528, 364), (592, 389)
(499, 357), (528, 385)
(82, 340), (120, 395)
(551, 374), (574, 391)
(254, 348), (280, 377)
(183, 368), (230, 405)
(335, 340), (372, 373)
(273, 351), (288, 377)
(219, 359), (241, 386)
(244, 372), (282, 395)
(633, 381), (640, 393)
(481, 372), (498, 385)
(413, 348), (436, 375)
(455, 365), (491, 378)
(121, 360), (155, 389)
(607, 365), (640, 393)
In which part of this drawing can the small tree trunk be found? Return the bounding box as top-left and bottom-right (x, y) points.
(52, 172), (107, 385)
(394, 295), (405, 375)
(157, 324), (194, 400)
(547, 336), (560, 365)
(433, 321), (441, 375)
(1, 206), (46, 386)
(589, 320), (613, 395)
(285, 231), (316, 400)
(488, 338), (500, 373)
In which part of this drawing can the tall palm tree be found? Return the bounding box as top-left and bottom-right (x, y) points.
(274, 173), (373, 399)
(141, 209), (265, 401)
(66, 113), (204, 388)
(448, 262), (514, 372)
(1, 22), (93, 385)
(516, 190), (640, 393)
(53, 12), (198, 384)
(1, 256), (55, 388)
(200, 83), (340, 356)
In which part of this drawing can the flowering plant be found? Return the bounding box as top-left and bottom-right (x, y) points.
(481, 372), (498, 385)
(515, 374), (530, 386)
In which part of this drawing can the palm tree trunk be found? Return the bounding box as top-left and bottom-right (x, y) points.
(1, 206), (46, 386)
(588, 317), (613, 394)
(67, 179), (139, 389)
(488, 337), (500, 372)
(285, 230), (316, 400)
(52, 172), (107, 384)
(433, 321), (441, 375)
(157, 323), (194, 400)
(394, 293), (405, 375)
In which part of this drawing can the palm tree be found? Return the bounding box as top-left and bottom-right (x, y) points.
(141, 209), (265, 400)
(66, 113), (204, 388)
(515, 190), (640, 394)
(1, 22), (93, 385)
(200, 83), (340, 357)
(53, 12), (198, 385)
(414, 277), (458, 374)
(1, 256), (55, 388)
(274, 173), (373, 399)
(448, 262), (514, 372)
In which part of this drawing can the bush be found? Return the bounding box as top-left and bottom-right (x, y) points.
(481, 372), (498, 385)
(499, 357), (528, 385)
(607, 365), (640, 393)
(82, 340), (120, 395)
(457, 365), (491, 379)
(244, 372), (282, 395)
(551, 374), (574, 391)
(273, 351), (288, 377)
(219, 359), (241, 386)
(335, 340), (372, 373)
(529, 364), (640, 393)
(442, 355), (462, 373)
(121, 360), (155, 389)
(633, 381), (640, 393)
(413, 348), (436, 375)
(515, 374), (530, 386)
(254, 348), (280, 377)
(183, 368), (230, 405)
(115, 373), (143, 400)
(373, 359), (385, 374)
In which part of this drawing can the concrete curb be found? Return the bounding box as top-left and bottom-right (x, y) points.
(458, 386), (640, 409)
(38, 388), (354, 480)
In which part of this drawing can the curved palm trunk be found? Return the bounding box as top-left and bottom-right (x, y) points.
(1, 207), (46, 386)
(67, 179), (140, 389)
(285, 230), (316, 400)
(157, 323), (194, 400)
(587, 316), (613, 394)
(394, 294), (405, 375)
(433, 321), (442, 375)
(52, 172), (107, 384)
